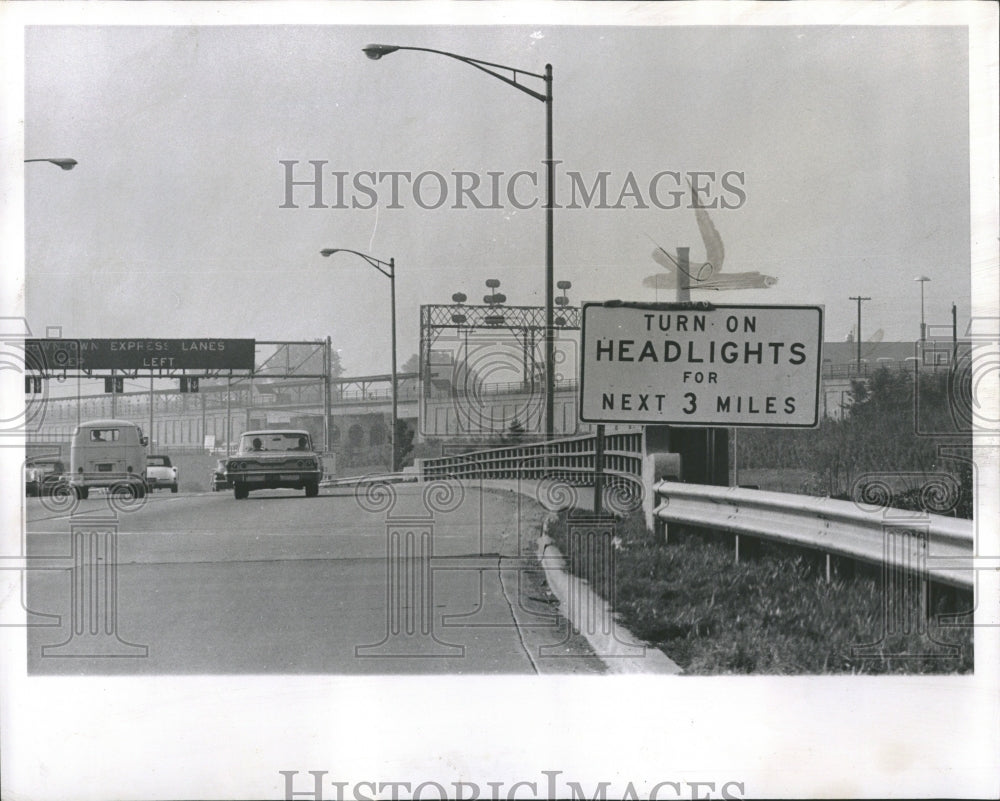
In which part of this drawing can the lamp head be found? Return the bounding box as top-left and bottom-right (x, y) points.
(52, 158), (77, 171)
(320, 249), (340, 257)
(914, 275), (931, 282)
(363, 44), (399, 60)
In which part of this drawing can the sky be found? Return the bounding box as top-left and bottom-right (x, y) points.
(19, 21), (978, 379)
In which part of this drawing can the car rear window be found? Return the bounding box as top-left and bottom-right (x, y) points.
(148, 456), (171, 466)
(239, 433), (312, 453)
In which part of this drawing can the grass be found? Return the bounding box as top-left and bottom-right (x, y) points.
(734, 467), (821, 494)
(546, 510), (973, 674)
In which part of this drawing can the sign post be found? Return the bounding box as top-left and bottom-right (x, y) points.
(580, 303), (823, 428)
(593, 423), (605, 515)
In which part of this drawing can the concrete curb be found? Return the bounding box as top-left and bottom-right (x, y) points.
(406, 478), (683, 673)
(536, 513), (683, 675)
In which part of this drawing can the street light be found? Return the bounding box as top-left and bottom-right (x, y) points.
(321, 248), (399, 472)
(24, 158), (77, 170)
(914, 276), (931, 342)
(555, 280), (572, 326)
(451, 292), (468, 325)
(362, 43), (556, 440)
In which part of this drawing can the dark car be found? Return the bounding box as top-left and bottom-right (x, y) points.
(225, 430), (323, 499)
(211, 459), (230, 491)
(25, 458), (67, 497)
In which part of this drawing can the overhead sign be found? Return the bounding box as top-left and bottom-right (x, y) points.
(24, 338), (256, 371)
(580, 303), (823, 427)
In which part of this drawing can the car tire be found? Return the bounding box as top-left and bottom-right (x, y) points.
(234, 483), (248, 500)
(113, 482), (141, 500)
(304, 481), (319, 498)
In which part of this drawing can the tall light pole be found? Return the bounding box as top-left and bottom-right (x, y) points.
(24, 158), (77, 170)
(450, 293), (470, 395)
(914, 276), (931, 342)
(25, 156), (78, 424)
(361, 44), (556, 440)
(849, 295), (870, 374)
(321, 248), (399, 472)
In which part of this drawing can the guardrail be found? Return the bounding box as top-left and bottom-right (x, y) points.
(420, 432), (643, 489)
(321, 471), (419, 488)
(652, 481), (974, 590)
(418, 436), (974, 591)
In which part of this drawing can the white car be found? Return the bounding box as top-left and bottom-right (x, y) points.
(146, 454), (178, 493)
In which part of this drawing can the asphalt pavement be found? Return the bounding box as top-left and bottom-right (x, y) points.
(23, 482), (605, 674)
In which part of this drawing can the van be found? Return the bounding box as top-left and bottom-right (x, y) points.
(69, 419), (148, 499)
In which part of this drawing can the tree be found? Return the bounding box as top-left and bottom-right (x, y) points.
(394, 419), (415, 468)
(330, 349), (345, 379)
(401, 353), (419, 374)
(504, 418), (526, 442)
(736, 366), (971, 514)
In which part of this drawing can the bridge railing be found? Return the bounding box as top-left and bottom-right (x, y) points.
(652, 481), (974, 590)
(419, 432), (643, 489)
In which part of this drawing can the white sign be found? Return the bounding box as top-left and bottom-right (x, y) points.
(580, 303), (823, 427)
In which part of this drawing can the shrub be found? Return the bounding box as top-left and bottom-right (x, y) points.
(545, 509), (972, 674)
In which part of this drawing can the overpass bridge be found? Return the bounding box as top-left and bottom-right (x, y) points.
(24, 349), (938, 471)
(25, 372), (598, 471)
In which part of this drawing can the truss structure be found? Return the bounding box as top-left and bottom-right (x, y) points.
(419, 303), (581, 397)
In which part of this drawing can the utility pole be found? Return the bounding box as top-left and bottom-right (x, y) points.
(226, 374), (232, 455)
(149, 374), (154, 451)
(952, 302), (958, 363)
(849, 296), (871, 374)
(324, 336), (332, 453)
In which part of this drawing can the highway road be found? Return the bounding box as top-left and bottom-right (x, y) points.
(23, 482), (604, 674)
